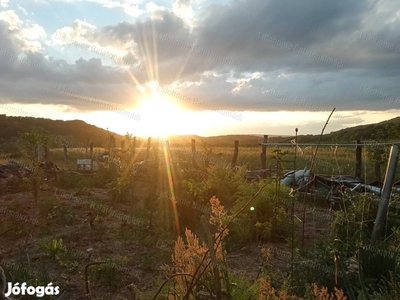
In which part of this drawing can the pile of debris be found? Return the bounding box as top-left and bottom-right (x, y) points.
(0, 160), (60, 187)
(0, 160), (32, 186)
(246, 167), (400, 199)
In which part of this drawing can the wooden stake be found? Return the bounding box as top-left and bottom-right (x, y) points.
(231, 140), (239, 167)
(132, 137), (136, 154)
(261, 135), (268, 169)
(90, 142), (94, 171)
(146, 137), (151, 159)
(191, 139), (196, 167)
(355, 139), (362, 178)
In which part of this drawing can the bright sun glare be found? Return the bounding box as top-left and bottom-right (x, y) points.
(135, 92), (184, 137)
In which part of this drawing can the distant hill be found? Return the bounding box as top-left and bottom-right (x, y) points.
(0, 115), (125, 152)
(1, 114), (400, 153)
(296, 116), (400, 143)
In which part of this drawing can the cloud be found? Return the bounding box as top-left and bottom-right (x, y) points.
(57, 0), (145, 17)
(0, 0), (8, 8)
(1, 0), (400, 118)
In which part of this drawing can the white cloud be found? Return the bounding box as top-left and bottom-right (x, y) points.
(0, 10), (47, 52)
(172, 0), (194, 28)
(0, 0), (8, 8)
(121, 3), (144, 17)
(145, 2), (163, 13)
(52, 19), (97, 46)
(0, 10), (21, 30)
(51, 20), (134, 65)
(17, 4), (29, 16)
(21, 24), (46, 40)
(57, 0), (145, 17)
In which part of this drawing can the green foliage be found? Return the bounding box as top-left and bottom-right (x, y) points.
(38, 195), (75, 225)
(38, 238), (66, 260)
(142, 251), (157, 270)
(55, 172), (102, 190)
(17, 127), (53, 202)
(231, 179), (292, 244)
(332, 193), (379, 256)
(371, 273), (400, 300)
(89, 256), (128, 291)
(291, 240), (337, 296)
(2, 262), (52, 297)
(198, 164), (246, 207)
(49, 204), (76, 225)
(229, 275), (259, 300)
(38, 195), (60, 215)
(18, 127), (52, 160)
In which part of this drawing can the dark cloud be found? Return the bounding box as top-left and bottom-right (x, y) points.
(1, 0), (400, 114)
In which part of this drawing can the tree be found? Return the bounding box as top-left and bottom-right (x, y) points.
(18, 127), (52, 202)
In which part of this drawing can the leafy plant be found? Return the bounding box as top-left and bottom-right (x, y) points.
(89, 256), (128, 291)
(18, 128), (52, 202)
(38, 238), (66, 260)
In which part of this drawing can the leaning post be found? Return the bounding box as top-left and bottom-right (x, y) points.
(371, 144), (400, 245)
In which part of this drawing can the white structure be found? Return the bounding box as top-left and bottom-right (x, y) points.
(281, 168), (310, 186)
(77, 159), (99, 171)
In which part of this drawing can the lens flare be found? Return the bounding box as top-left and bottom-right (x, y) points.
(163, 142), (180, 235)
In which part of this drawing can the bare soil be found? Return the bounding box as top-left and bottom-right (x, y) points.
(0, 188), (334, 299)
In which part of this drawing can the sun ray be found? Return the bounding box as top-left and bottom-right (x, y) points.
(163, 142), (180, 235)
(151, 19), (159, 84)
(175, 39), (198, 82)
(126, 68), (145, 94)
(121, 28), (182, 233)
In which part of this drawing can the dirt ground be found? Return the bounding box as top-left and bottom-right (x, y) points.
(0, 187), (334, 299)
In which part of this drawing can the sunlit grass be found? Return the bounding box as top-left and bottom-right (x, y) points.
(2, 144), (394, 182)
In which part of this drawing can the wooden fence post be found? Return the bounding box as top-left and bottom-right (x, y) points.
(231, 140), (239, 167)
(261, 135), (268, 169)
(90, 142), (94, 171)
(146, 137), (151, 159)
(63, 144), (68, 160)
(355, 139), (362, 178)
(121, 140), (125, 150)
(191, 139), (196, 167)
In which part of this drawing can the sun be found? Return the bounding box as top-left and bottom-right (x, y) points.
(135, 93), (184, 137)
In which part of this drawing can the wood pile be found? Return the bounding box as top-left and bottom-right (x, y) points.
(0, 160), (60, 186)
(0, 160), (32, 186)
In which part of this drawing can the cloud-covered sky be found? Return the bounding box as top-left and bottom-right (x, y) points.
(0, 0), (399, 136)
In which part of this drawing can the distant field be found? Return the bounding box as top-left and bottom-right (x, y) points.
(26, 142), (392, 182)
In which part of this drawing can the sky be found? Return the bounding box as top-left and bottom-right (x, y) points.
(0, 0), (399, 137)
